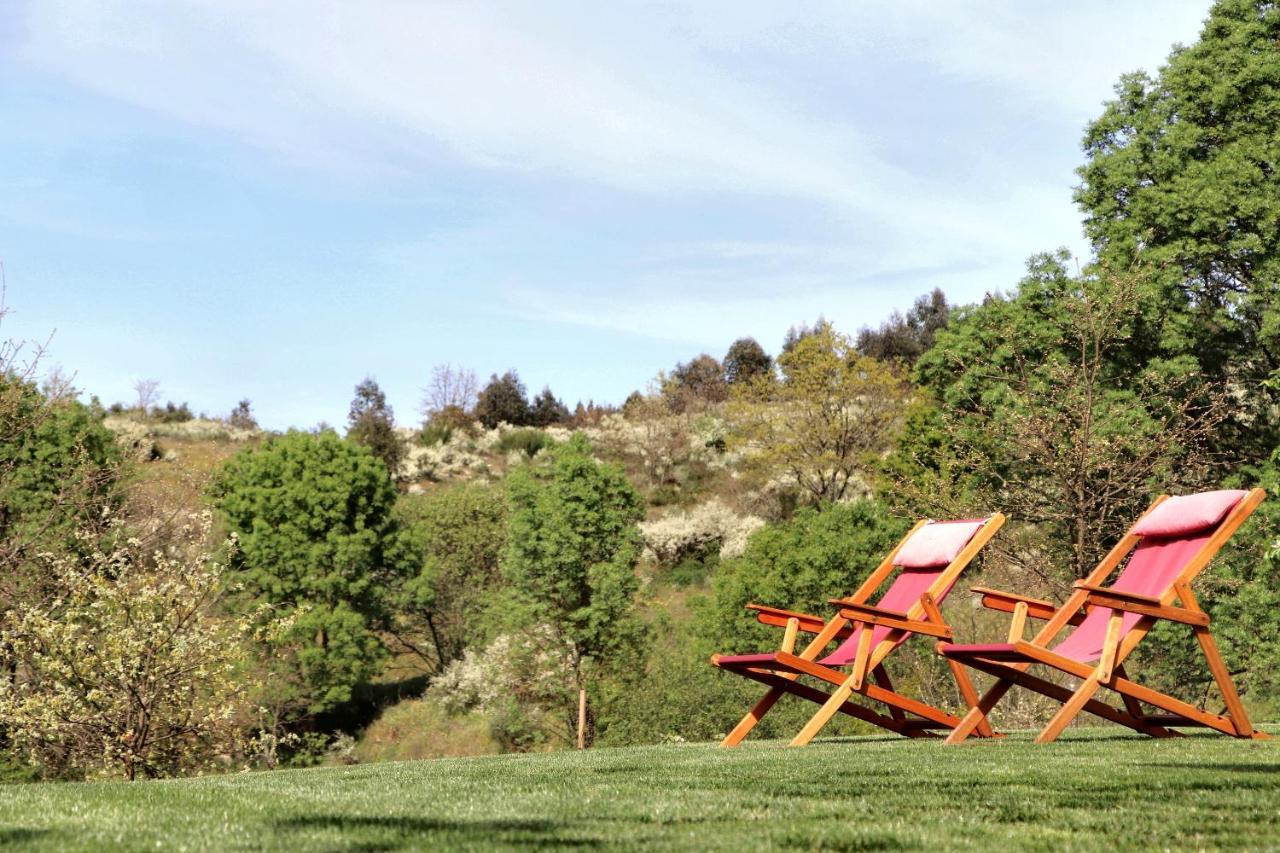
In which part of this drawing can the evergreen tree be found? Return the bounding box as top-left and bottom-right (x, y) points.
(347, 377), (404, 477)
(475, 371), (530, 429)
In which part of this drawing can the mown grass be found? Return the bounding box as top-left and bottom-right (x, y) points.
(1, 730), (1277, 851)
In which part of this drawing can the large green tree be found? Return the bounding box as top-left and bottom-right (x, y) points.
(211, 430), (419, 713)
(501, 433), (646, 746)
(1075, 0), (1280, 457)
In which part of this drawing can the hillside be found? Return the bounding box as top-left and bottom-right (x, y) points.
(1, 730), (1277, 850)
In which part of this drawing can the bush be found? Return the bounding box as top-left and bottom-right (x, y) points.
(496, 428), (553, 459)
(355, 699), (500, 763)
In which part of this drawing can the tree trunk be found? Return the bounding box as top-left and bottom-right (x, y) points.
(577, 688), (587, 750)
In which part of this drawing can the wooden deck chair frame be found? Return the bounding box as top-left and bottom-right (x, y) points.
(713, 513), (1006, 747)
(941, 489), (1269, 745)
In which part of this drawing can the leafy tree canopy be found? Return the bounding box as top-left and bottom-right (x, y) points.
(211, 429), (420, 713)
(857, 289), (951, 364)
(475, 371), (531, 429)
(722, 337), (772, 386)
(1075, 0), (1280, 453)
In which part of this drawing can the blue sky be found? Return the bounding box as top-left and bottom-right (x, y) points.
(1, 1), (1212, 429)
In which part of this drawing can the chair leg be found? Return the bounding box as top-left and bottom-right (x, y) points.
(947, 658), (996, 738)
(721, 686), (784, 747)
(790, 672), (859, 747)
(945, 676), (1013, 745)
(1036, 676), (1101, 744)
(1193, 627), (1255, 737)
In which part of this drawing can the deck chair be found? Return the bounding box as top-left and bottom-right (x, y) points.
(940, 488), (1269, 744)
(712, 513), (1006, 746)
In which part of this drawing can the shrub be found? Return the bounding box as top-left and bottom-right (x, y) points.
(0, 512), (256, 780)
(354, 699), (500, 763)
(496, 428), (553, 459)
(639, 499), (765, 566)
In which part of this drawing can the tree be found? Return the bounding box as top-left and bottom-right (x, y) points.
(133, 378), (160, 413)
(210, 430), (420, 714)
(729, 324), (911, 506)
(529, 387), (570, 427)
(1074, 0), (1280, 458)
(421, 363), (478, 419)
(347, 377), (405, 477)
(475, 371), (530, 429)
(723, 337), (772, 385)
(501, 434), (646, 747)
(781, 316), (832, 354)
(0, 512), (255, 780)
(395, 483), (508, 672)
(666, 354), (728, 412)
(857, 289), (950, 364)
(228, 399), (257, 430)
(906, 257), (1225, 583)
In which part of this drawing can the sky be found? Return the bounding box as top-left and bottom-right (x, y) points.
(0, 1), (1214, 430)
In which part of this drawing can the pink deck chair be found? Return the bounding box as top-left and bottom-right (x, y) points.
(712, 514), (1006, 746)
(940, 488), (1270, 744)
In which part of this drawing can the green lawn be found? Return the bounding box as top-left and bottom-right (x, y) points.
(1, 730), (1278, 851)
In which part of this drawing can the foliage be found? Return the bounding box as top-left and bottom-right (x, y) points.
(496, 427), (554, 459)
(0, 375), (123, 611)
(1075, 0), (1280, 458)
(908, 257), (1224, 582)
(228, 399), (257, 430)
(722, 337), (772, 385)
(529, 387), (570, 427)
(700, 500), (910, 653)
(354, 698), (500, 763)
(666, 354), (727, 412)
(729, 324), (911, 506)
(475, 370), (531, 429)
(500, 434), (648, 744)
(638, 499), (764, 565)
(346, 377), (405, 478)
(211, 430), (420, 713)
(0, 512), (255, 780)
(857, 288), (951, 364)
(427, 630), (576, 750)
(395, 482), (508, 671)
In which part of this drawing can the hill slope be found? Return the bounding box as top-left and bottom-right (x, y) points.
(1, 731), (1277, 850)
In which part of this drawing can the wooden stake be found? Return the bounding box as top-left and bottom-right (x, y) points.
(577, 688), (587, 750)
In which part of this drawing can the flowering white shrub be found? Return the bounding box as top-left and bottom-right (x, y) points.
(0, 512), (260, 780)
(639, 499), (765, 564)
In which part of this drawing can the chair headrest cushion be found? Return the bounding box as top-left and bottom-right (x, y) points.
(1131, 490), (1248, 538)
(895, 519), (986, 568)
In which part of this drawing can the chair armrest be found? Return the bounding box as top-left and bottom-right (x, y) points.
(1076, 589), (1210, 627)
(745, 603), (835, 636)
(971, 586), (1083, 626)
(828, 599), (952, 639)
(1072, 582), (1162, 606)
(827, 599), (911, 620)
